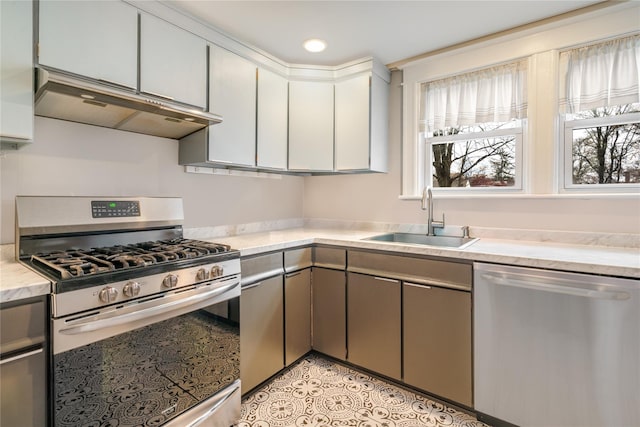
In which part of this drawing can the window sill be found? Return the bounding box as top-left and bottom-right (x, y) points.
(398, 192), (640, 201)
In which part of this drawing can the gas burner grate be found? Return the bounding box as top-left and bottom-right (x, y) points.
(30, 239), (232, 280)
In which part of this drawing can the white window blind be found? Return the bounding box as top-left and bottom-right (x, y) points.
(559, 34), (640, 113)
(420, 60), (528, 133)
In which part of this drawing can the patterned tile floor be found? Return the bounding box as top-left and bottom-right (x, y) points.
(236, 353), (488, 427)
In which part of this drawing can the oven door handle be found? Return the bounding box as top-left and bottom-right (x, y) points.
(58, 280), (239, 336)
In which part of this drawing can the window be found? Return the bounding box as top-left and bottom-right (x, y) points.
(559, 35), (640, 191)
(424, 121), (523, 188)
(419, 60), (527, 191)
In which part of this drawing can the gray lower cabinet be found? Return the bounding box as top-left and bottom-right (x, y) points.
(240, 275), (284, 393)
(311, 267), (347, 360)
(347, 272), (401, 380)
(284, 268), (311, 365)
(403, 282), (472, 407)
(0, 297), (47, 427)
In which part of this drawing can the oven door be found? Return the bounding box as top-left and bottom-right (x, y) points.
(52, 276), (240, 427)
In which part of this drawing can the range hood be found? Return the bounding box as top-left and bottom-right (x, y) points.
(34, 67), (222, 139)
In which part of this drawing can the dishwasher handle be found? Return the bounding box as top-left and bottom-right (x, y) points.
(480, 272), (631, 301)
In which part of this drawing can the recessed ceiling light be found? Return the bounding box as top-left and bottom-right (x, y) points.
(80, 94), (95, 100)
(303, 39), (327, 53)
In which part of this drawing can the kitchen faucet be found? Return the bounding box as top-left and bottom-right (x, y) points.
(421, 186), (445, 236)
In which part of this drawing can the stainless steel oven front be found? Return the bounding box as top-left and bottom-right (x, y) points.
(52, 274), (240, 427)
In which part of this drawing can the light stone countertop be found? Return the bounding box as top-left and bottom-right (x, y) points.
(0, 245), (51, 304)
(208, 227), (640, 278)
(2, 227), (638, 304)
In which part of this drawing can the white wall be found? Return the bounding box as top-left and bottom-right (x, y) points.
(0, 117), (304, 244)
(303, 71), (640, 235)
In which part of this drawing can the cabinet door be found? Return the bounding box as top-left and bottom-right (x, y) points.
(311, 268), (346, 360)
(288, 80), (334, 171)
(209, 46), (257, 166)
(284, 269), (311, 365)
(0, 348), (46, 427)
(335, 74), (370, 171)
(240, 275), (284, 393)
(38, 0), (137, 89)
(1, 0), (33, 142)
(257, 68), (288, 169)
(0, 298), (47, 427)
(347, 272), (401, 379)
(369, 73), (389, 172)
(403, 283), (472, 406)
(140, 13), (206, 108)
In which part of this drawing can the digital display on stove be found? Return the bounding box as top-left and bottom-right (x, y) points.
(91, 200), (140, 218)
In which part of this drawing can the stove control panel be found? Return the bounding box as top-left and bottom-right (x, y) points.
(53, 258), (241, 317)
(91, 200), (141, 218)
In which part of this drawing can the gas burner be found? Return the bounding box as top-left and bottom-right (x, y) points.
(30, 238), (233, 280)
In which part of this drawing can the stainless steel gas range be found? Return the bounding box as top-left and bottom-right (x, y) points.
(16, 196), (241, 427)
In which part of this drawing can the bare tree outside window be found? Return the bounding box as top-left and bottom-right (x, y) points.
(429, 122), (518, 188)
(569, 104), (640, 185)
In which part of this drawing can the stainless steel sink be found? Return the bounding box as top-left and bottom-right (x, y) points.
(363, 233), (478, 249)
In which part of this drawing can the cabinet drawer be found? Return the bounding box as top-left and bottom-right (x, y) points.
(347, 251), (471, 291)
(0, 347), (47, 427)
(0, 300), (45, 354)
(241, 252), (284, 286)
(284, 247), (312, 273)
(313, 247), (346, 269)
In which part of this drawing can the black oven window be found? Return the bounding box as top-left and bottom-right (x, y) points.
(53, 307), (239, 426)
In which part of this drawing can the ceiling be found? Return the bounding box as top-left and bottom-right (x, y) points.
(164, 0), (604, 67)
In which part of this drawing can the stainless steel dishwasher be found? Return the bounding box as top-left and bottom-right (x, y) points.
(474, 263), (639, 427)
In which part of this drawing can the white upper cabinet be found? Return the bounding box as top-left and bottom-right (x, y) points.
(288, 80), (334, 171)
(208, 46), (257, 166)
(257, 68), (288, 170)
(335, 74), (370, 171)
(335, 72), (389, 172)
(38, 0), (137, 89)
(1, 0), (33, 143)
(140, 13), (207, 108)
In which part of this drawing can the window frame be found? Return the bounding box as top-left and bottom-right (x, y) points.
(398, 2), (639, 200)
(422, 123), (525, 193)
(560, 110), (640, 193)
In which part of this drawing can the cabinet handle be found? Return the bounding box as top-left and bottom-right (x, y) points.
(373, 276), (399, 283)
(286, 271), (302, 279)
(242, 282), (262, 291)
(140, 90), (175, 101)
(0, 348), (43, 365)
(404, 282), (431, 289)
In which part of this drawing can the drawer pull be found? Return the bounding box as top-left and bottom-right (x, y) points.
(0, 348), (43, 365)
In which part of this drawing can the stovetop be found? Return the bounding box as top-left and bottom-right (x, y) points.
(30, 238), (233, 280)
(24, 238), (240, 294)
(16, 197), (242, 295)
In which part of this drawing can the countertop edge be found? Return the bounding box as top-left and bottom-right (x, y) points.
(2, 229), (639, 303)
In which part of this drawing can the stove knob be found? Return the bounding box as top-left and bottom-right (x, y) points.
(123, 281), (141, 298)
(196, 268), (208, 281)
(162, 274), (178, 288)
(210, 265), (223, 278)
(98, 286), (118, 303)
